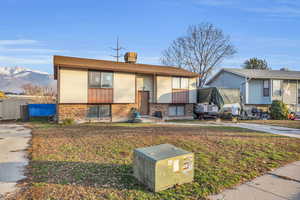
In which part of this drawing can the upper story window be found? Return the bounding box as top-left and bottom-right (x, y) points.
(172, 77), (188, 89)
(263, 80), (270, 97)
(89, 71), (113, 88)
(272, 80), (282, 97)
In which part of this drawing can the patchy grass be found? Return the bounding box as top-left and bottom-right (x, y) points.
(242, 120), (300, 129)
(14, 123), (300, 200)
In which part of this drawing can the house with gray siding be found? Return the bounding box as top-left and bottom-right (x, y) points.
(206, 68), (300, 112)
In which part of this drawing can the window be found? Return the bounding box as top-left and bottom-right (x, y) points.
(89, 71), (101, 87)
(272, 80), (282, 97)
(181, 78), (189, 89)
(172, 77), (181, 89)
(101, 72), (113, 88)
(172, 77), (189, 89)
(263, 80), (270, 97)
(89, 71), (113, 88)
(87, 105), (111, 118)
(168, 105), (185, 116)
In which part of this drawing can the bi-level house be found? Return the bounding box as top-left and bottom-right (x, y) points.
(54, 53), (199, 122)
(206, 68), (300, 112)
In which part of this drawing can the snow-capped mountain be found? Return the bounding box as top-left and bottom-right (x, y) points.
(0, 66), (56, 93)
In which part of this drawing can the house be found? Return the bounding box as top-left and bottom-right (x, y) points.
(53, 53), (199, 123)
(206, 68), (300, 112)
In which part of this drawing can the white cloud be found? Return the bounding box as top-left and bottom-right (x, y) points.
(0, 56), (51, 65)
(0, 39), (38, 46)
(191, 0), (300, 18)
(245, 6), (300, 17)
(0, 47), (67, 53)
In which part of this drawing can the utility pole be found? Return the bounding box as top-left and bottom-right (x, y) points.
(111, 37), (125, 62)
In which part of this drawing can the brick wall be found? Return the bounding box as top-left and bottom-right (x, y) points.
(149, 104), (169, 118)
(58, 103), (194, 123)
(185, 104), (194, 117)
(57, 104), (88, 122)
(111, 104), (138, 122)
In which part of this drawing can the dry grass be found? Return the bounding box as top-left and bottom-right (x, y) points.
(241, 120), (300, 129)
(13, 123), (300, 200)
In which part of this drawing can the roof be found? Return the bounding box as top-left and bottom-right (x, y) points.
(207, 68), (300, 85)
(53, 55), (200, 79)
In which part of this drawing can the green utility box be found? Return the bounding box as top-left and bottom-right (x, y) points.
(133, 144), (194, 192)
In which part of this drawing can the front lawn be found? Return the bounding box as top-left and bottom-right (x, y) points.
(241, 120), (300, 129)
(14, 123), (300, 200)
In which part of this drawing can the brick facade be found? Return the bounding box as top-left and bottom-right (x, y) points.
(111, 104), (138, 122)
(57, 104), (88, 122)
(149, 103), (169, 117)
(57, 103), (194, 123)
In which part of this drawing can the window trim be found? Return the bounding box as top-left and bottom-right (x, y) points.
(88, 71), (113, 89)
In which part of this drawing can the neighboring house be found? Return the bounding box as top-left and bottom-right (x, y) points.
(206, 68), (300, 111)
(53, 54), (199, 123)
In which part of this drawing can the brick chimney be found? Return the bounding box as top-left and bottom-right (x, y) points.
(124, 52), (137, 64)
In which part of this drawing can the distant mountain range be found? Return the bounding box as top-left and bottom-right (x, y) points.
(0, 66), (56, 93)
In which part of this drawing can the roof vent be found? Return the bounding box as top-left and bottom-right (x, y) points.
(124, 52), (137, 64)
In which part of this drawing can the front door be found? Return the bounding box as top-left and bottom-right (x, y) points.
(138, 91), (149, 115)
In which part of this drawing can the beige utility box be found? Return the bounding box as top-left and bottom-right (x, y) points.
(133, 144), (194, 192)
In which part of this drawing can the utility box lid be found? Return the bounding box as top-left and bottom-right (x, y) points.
(135, 143), (190, 161)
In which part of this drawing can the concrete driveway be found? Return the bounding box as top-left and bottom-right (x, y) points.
(0, 124), (31, 199)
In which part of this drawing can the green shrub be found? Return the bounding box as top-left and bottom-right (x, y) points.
(270, 100), (289, 120)
(62, 118), (75, 125)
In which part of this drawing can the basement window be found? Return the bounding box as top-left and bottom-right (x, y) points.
(168, 105), (185, 116)
(263, 80), (270, 97)
(87, 105), (111, 118)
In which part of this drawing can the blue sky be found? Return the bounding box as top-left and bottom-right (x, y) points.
(0, 0), (300, 74)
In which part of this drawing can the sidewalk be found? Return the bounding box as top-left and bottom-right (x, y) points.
(209, 161), (300, 200)
(0, 124), (31, 198)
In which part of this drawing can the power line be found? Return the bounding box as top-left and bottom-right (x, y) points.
(110, 37), (125, 62)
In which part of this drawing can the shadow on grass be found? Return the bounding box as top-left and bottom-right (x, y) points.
(29, 160), (148, 192)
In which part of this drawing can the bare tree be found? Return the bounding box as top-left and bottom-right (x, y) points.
(161, 23), (236, 87)
(22, 83), (56, 103)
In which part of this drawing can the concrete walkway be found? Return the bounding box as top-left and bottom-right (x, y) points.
(225, 122), (300, 139)
(0, 124), (31, 199)
(159, 121), (300, 138)
(210, 161), (300, 200)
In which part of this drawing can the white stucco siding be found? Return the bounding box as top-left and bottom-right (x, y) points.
(59, 68), (88, 103)
(207, 71), (244, 89)
(189, 78), (197, 103)
(113, 72), (135, 103)
(157, 76), (172, 103)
